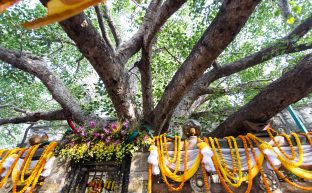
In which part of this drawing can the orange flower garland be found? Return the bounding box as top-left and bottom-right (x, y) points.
(246, 135), (271, 193)
(225, 137), (238, 176)
(248, 135), (312, 191)
(215, 137), (237, 178)
(238, 135), (253, 193)
(0, 148), (27, 189)
(267, 128), (296, 160)
(204, 137), (233, 193)
(20, 145), (40, 183)
(201, 161), (210, 192)
(13, 142), (57, 193)
(148, 164), (152, 193)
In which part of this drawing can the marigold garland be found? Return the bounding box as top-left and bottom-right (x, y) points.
(163, 134), (179, 164)
(224, 136), (238, 176)
(204, 137), (233, 193)
(246, 135), (271, 193)
(12, 142), (57, 193)
(267, 128), (296, 160)
(273, 132), (303, 167)
(249, 134), (312, 191)
(209, 137), (243, 187)
(157, 137), (188, 191)
(148, 164), (152, 193)
(0, 148), (27, 189)
(160, 135), (181, 175)
(201, 161), (210, 192)
(214, 137), (241, 181)
(238, 135), (253, 193)
(20, 144), (40, 183)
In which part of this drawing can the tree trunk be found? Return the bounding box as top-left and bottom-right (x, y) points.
(209, 53), (312, 138)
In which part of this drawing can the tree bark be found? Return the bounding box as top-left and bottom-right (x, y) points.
(151, 0), (261, 133)
(0, 110), (66, 125)
(175, 16), (312, 118)
(0, 47), (87, 123)
(209, 53), (312, 138)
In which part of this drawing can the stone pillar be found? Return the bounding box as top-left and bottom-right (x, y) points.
(127, 152), (149, 193)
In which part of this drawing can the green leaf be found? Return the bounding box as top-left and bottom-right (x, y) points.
(292, 6), (301, 14)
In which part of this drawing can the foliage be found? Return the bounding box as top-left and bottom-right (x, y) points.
(0, 0), (311, 147)
(55, 121), (151, 162)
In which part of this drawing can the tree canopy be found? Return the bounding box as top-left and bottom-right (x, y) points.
(0, 0), (311, 147)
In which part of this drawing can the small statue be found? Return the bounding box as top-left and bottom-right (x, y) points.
(28, 132), (49, 146)
(182, 119), (201, 138)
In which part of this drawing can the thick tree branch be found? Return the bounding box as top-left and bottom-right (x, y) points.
(116, 0), (186, 64)
(138, 45), (154, 119)
(176, 16), (312, 117)
(0, 109), (66, 126)
(152, 0), (261, 132)
(0, 47), (87, 122)
(209, 53), (312, 138)
(94, 5), (114, 50)
(59, 13), (136, 120)
(103, 5), (122, 48)
(178, 80), (270, 118)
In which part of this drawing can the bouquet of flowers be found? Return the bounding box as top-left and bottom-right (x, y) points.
(55, 121), (151, 162)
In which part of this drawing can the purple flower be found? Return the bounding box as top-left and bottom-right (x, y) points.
(81, 131), (87, 137)
(89, 121), (96, 128)
(100, 133), (105, 139)
(69, 141), (75, 147)
(111, 123), (117, 130)
(114, 139), (120, 146)
(93, 132), (99, 138)
(123, 121), (129, 129)
(78, 126), (85, 132)
(105, 137), (112, 143)
(134, 138), (139, 144)
(120, 130), (126, 136)
(103, 128), (111, 135)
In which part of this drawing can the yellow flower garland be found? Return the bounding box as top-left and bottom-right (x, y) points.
(249, 134), (312, 191)
(224, 137), (238, 176)
(163, 134), (179, 164)
(12, 142), (57, 193)
(159, 135), (181, 175)
(0, 148), (27, 189)
(157, 136), (201, 182)
(157, 137), (188, 191)
(214, 137), (241, 180)
(267, 128), (296, 160)
(273, 132), (303, 167)
(209, 137), (244, 187)
(204, 137), (233, 193)
(20, 144), (40, 183)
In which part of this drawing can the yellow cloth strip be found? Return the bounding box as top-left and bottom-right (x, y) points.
(22, 0), (105, 29)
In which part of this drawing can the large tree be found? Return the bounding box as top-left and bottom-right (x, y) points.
(0, 0), (311, 144)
